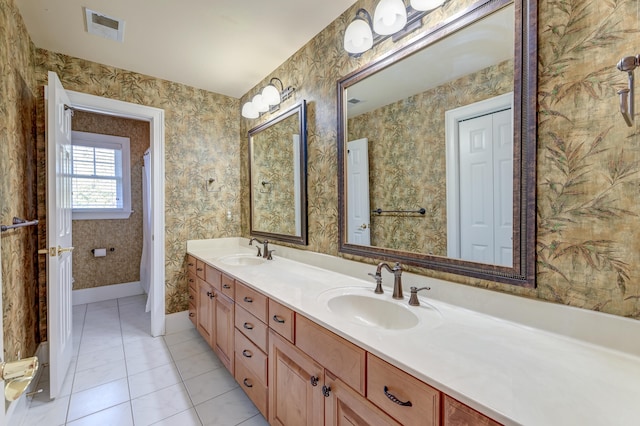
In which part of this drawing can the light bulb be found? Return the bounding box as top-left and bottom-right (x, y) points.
(373, 0), (407, 35)
(344, 18), (373, 54)
(262, 84), (281, 106)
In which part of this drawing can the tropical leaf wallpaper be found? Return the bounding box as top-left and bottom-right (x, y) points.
(71, 112), (149, 290)
(2, 0), (640, 364)
(347, 60), (513, 255)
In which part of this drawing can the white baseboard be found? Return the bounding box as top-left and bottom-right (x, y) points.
(165, 311), (194, 335)
(5, 342), (48, 426)
(73, 281), (144, 305)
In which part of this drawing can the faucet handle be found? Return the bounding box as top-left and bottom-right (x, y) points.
(267, 250), (275, 260)
(408, 286), (431, 306)
(255, 247), (262, 257)
(367, 272), (384, 294)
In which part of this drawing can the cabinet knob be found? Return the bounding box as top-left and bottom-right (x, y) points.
(322, 385), (331, 398)
(243, 378), (253, 388)
(310, 376), (319, 387)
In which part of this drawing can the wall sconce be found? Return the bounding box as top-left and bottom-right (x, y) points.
(241, 77), (296, 119)
(343, 0), (445, 56)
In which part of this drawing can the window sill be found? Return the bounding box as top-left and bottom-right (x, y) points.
(72, 210), (133, 220)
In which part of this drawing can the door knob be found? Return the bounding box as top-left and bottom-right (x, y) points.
(360, 224), (368, 229)
(38, 248), (56, 257)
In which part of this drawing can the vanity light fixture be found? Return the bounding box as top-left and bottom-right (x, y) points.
(343, 0), (446, 57)
(241, 77), (296, 119)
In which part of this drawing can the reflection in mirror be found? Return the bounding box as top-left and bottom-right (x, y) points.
(338, 0), (537, 287)
(249, 101), (308, 245)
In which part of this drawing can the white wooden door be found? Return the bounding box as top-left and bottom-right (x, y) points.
(46, 71), (74, 399)
(347, 138), (371, 245)
(459, 109), (512, 266)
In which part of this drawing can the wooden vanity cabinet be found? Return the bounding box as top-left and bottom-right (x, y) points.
(213, 289), (234, 373)
(196, 278), (214, 342)
(187, 272), (197, 326)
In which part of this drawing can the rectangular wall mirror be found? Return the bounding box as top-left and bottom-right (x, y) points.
(249, 100), (308, 245)
(338, 0), (537, 286)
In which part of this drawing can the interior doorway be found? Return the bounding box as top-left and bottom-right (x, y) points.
(65, 90), (166, 337)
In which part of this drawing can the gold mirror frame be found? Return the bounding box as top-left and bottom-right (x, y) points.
(337, 0), (537, 287)
(249, 101), (308, 245)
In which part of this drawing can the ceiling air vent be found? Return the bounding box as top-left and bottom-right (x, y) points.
(85, 8), (125, 42)
(348, 98), (362, 104)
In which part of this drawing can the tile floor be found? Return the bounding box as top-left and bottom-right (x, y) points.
(20, 294), (268, 426)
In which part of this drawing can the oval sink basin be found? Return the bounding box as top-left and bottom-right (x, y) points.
(317, 287), (425, 330)
(218, 254), (266, 266)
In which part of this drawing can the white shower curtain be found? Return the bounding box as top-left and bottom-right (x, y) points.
(140, 150), (153, 312)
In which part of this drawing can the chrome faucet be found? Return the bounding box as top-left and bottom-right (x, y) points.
(375, 262), (404, 299)
(248, 238), (271, 259)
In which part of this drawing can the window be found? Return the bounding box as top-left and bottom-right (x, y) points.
(71, 131), (132, 220)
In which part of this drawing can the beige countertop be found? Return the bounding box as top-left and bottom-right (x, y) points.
(187, 238), (640, 426)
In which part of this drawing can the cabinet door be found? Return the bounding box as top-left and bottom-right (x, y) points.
(214, 291), (235, 374)
(197, 279), (213, 343)
(269, 330), (324, 426)
(443, 395), (502, 426)
(325, 373), (401, 426)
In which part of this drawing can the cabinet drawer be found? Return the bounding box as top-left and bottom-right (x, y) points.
(443, 395), (501, 426)
(195, 259), (206, 279)
(187, 255), (196, 275)
(187, 271), (197, 292)
(205, 264), (221, 290)
(235, 329), (268, 384)
(221, 273), (235, 300)
(269, 299), (295, 343)
(367, 353), (440, 426)
(235, 354), (268, 419)
(235, 305), (269, 353)
(236, 282), (268, 323)
(296, 314), (366, 395)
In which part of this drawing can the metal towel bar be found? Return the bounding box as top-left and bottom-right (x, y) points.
(1, 217), (39, 232)
(372, 208), (426, 215)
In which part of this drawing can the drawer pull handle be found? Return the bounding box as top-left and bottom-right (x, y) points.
(189, 295), (194, 300)
(243, 378), (253, 388)
(243, 322), (254, 330)
(189, 278), (194, 283)
(206, 291), (212, 297)
(196, 267), (203, 271)
(209, 292), (215, 299)
(322, 385), (331, 398)
(383, 386), (412, 407)
(273, 315), (285, 324)
(223, 284), (231, 289)
(242, 349), (253, 358)
(188, 263), (194, 267)
(310, 376), (319, 387)
(243, 296), (253, 303)
(189, 313), (195, 317)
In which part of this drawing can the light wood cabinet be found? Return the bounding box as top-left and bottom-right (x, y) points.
(235, 305), (269, 353)
(269, 330), (324, 426)
(325, 372), (400, 426)
(187, 271), (197, 326)
(443, 395), (502, 426)
(196, 278), (214, 342)
(236, 281), (268, 323)
(269, 299), (296, 343)
(213, 290), (234, 373)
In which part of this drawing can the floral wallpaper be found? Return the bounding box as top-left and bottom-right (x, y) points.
(251, 112), (300, 236)
(33, 50), (241, 321)
(240, 0), (640, 320)
(348, 60), (513, 255)
(0, 0), (39, 361)
(71, 112), (149, 290)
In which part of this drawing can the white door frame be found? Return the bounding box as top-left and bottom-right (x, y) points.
(66, 90), (166, 337)
(445, 92), (513, 259)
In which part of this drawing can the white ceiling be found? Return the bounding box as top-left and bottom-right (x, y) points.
(16, 0), (357, 98)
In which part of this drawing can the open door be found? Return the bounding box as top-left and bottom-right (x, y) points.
(347, 138), (371, 245)
(44, 71), (74, 399)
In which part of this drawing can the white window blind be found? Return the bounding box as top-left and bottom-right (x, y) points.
(71, 131), (132, 220)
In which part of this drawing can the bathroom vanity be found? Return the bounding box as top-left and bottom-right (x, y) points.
(186, 238), (640, 426)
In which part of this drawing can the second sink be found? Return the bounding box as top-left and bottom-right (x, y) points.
(218, 254), (266, 266)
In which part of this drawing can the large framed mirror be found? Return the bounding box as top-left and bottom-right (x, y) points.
(338, 0), (537, 287)
(249, 100), (308, 245)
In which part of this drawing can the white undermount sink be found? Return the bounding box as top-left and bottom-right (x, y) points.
(218, 254), (266, 266)
(317, 287), (434, 330)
